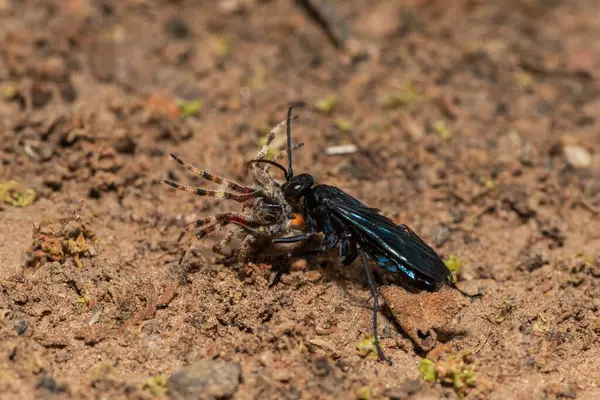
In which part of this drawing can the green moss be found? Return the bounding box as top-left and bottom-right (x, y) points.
(3, 85), (17, 99)
(444, 255), (464, 282)
(433, 120), (451, 140)
(379, 81), (422, 109)
(355, 335), (379, 360)
(418, 359), (436, 382)
(0, 181), (37, 207)
(247, 66), (267, 90)
(142, 374), (168, 397)
(355, 385), (371, 400)
(315, 95), (337, 114)
(212, 36), (231, 58)
(176, 99), (204, 118)
(418, 350), (477, 398)
(334, 118), (353, 132)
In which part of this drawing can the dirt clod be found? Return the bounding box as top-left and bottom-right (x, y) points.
(24, 207), (97, 268)
(380, 286), (470, 351)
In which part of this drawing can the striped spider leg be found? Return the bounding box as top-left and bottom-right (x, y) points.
(164, 154), (268, 265)
(250, 114), (302, 186)
(164, 112), (304, 267)
(249, 118), (285, 188)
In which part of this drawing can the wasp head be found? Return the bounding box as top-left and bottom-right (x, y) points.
(282, 173), (314, 200)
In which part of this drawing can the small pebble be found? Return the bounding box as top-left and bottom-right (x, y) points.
(168, 360), (241, 400)
(37, 375), (67, 393)
(312, 357), (331, 377)
(165, 18), (190, 40)
(564, 145), (592, 168)
(539, 281), (553, 293)
(273, 370), (291, 382)
(16, 319), (28, 335)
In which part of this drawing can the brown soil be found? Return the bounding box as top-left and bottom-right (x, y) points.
(2, 1), (600, 399)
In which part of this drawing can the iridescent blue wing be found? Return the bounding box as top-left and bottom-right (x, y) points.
(313, 185), (451, 283)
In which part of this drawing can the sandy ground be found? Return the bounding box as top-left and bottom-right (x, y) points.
(2, 1), (600, 399)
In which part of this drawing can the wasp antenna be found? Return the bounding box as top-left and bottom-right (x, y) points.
(286, 105), (293, 181)
(246, 159), (288, 178)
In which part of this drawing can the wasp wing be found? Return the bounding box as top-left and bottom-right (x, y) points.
(314, 185), (451, 283)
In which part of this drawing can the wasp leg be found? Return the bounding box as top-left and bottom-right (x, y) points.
(270, 207), (338, 287)
(339, 234), (358, 266)
(267, 234), (336, 289)
(271, 232), (316, 244)
(447, 280), (483, 298)
(267, 237), (333, 288)
(169, 154), (255, 194)
(359, 249), (391, 364)
(268, 259), (290, 288)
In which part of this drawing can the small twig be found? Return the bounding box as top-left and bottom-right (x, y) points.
(120, 282), (178, 332)
(520, 60), (593, 79)
(120, 283), (157, 332)
(325, 144), (358, 156)
(296, 0), (352, 49)
(474, 324), (493, 354)
(315, 326), (338, 335)
(348, 131), (384, 171)
(158, 282), (178, 308)
(576, 197), (599, 216)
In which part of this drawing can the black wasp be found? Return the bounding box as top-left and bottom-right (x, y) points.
(249, 106), (481, 362)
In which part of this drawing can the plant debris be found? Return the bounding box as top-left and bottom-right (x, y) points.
(24, 202), (97, 268)
(142, 374), (168, 397)
(176, 98), (204, 118)
(355, 385), (372, 400)
(433, 120), (452, 140)
(444, 255), (465, 282)
(379, 82), (422, 109)
(334, 118), (353, 131)
(418, 347), (476, 398)
(0, 181), (37, 207)
(355, 335), (379, 360)
(532, 313), (551, 335)
(315, 94), (337, 114)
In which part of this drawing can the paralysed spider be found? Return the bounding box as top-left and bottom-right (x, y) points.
(163, 114), (305, 267)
